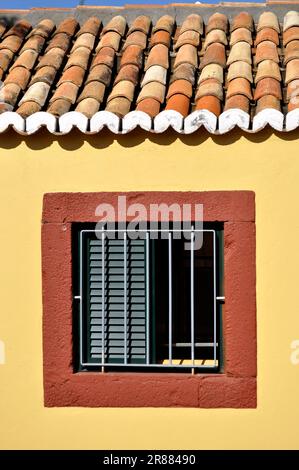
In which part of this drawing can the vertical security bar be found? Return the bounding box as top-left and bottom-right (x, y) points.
(146, 231), (150, 365)
(101, 227), (105, 370)
(124, 231), (128, 365)
(213, 230), (217, 367)
(191, 226), (195, 369)
(168, 232), (172, 365)
(79, 231), (83, 367)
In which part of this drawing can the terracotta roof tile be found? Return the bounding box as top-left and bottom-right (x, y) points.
(174, 30), (200, 50)
(288, 97), (299, 112)
(204, 30), (227, 49)
(254, 77), (282, 100)
(287, 79), (299, 100)
(128, 15), (151, 35)
(255, 59), (281, 83)
(3, 20), (31, 39)
(37, 47), (65, 70)
(75, 97), (100, 117)
(0, 83), (21, 106)
(30, 66), (56, 86)
(106, 96), (131, 116)
(171, 63), (195, 85)
(141, 65), (167, 86)
(102, 15), (126, 36)
(195, 78), (223, 101)
(226, 77), (252, 100)
(0, 49), (14, 72)
(283, 11), (299, 32)
(71, 33), (96, 52)
(28, 19), (54, 39)
(54, 17), (78, 37)
(166, 94), (190, 116)
(198, 64), (223, 84)
(58, 66), (85, 87)
(256, 94), (281, 113)
(92, 47), (115, 69)
(255, 41), (279, 64)
(47, 99), (71, 116)
(227, 61), (253, 82)
(255, 27), (279, 46)
(96, 31), (122, 52)
(19, 82), (50, 106)
(152, 15), (175, 34)
(76, 17), (101, 37)
(123, 31), (147, 51)
(50, 82), (78, 104)
(46, 33), (70, 52)
(11, 49), (38, 70)
(285, 40), (299, 64)
(230, 28), (253, 46)
(20, 35), (45, 54)
(283, 27), (299, 46)
(167, 79), (193, 99)
(231, 12), (253, 32)
(0, 10), (296, 129)
(137, 81), (165, 103)
(120, 45), (143, 69)
(286, 59), (299, 83)
(108, 80), (135, 102)
(4, 66), (31, 90)
(200, 43), (226, 69)
(206, 13), (228, 34)
(87, 64), (112, 86)
(0, 23), (6, 39)
(150, 30), (171, 49)
(136, 97), (160, 117)
(78, 80), (106, 103)
(17, 101), (40, 117)
(227, 41), (252, 66)
(145, 44), (169, 70)
(195, 95), (221, 116)
(115, 64), (140, 85)
(257, 12), (280, 33)
(0, 36), (23, 54)
(65, 46), (90, 70)
(225, 95), (250, 113)
(174, 44), (198, 68)
(180, 14), (203, 35)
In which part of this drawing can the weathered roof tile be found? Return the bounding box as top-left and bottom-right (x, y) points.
(87, 64), (112, 86)
(174, 30), (200, 50)
(225, 95), (250, 113)
(204, 29), (227, 49)
(257, 12), (280, 33)
(102, 15), (126, 36)
(206, 13), (228, 34)
(227, 41), (252, 66)
(198, 64), (223, 84)
(227, 61), (253, 82)
(196, 78), (223, 101)
(255, 41), (279, 64)
(174, 44), (197, 68)
(75, 97), (100, 117)
(254, 77), (282, 100)
(128, 15), (151, 35)
(195, 95), (221, 116)
(286, 59), (299, 83)
(152, 15), (175, 34)
(167, 79), (193, 99)
(78, 81), (106, 103)
(255, 59), (281, 83)
(116, 64), (140, 85)
(200, 43), (226, 69)
(145, 44), (169, 70)
(226, 77), (252, 100)
(141, 65), (167, 86)
(180, 14), (203, 35)
(256, 94), (281, 113)
(106, 96), (131, 116)
(137, 81), (165, 103)
(231, 12), (253, 32)
(96, 31), (122, 52)
(166, 94), (190, 116)
(255, 27), (279, 46)
(230, 28), (253, 46)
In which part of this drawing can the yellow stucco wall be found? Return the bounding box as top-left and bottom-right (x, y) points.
(0, 128), (299, 449)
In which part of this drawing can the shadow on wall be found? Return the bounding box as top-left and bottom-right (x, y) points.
(0, 126), (299, 151)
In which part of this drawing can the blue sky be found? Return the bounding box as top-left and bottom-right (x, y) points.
(0, 0), (264, 9)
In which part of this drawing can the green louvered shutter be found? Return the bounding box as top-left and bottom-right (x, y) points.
(83, 233), (147, 365)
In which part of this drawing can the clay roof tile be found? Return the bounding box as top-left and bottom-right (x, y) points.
(198, 64), (224, 84)
(152, 15), (175, 34)
(102, 15), (126, 36)
(227, 41), (252, 66)
(75, 97), (100, 117)
(283, 11), (299, 32)
(3, 19), (31, 39)
(128, 15), (151, 35)
(106, 96), (131, 116)
(195, 95), (221, 116)
(46, 33), (70, 52)
(174, 44), (198, 68)
(65, 46), (90, 70)
(120, 45), (143, 69)
(204, 29), (228, 49)
(136, 97), (160, 117)
(141, 65), (167, 86)
(227, 60), (253, 83)
(257, 12), (280, 33)
(20, 35), (45, 54)
(92, 47), (115, 70)
(28, 19), (54, 39)
(11, 49), (38, 71)
(255, 27), (279, 46)
(150, 30), (171, 48)
(254, 77), (282, 100)
(256, 94), (280, 113)
(225, 94), (250, 113)
(145, 43), (169, 70)
(108, 80), (135, 102)
(50, 82), (78, 104)
(47, 98), (71, 116)
(37, 47), (65, 70)
(285, 40), (299, 64)
(115, 64), (140, 85)
(0, 83), (21, 106)
(255, 59), (281, 83)
(71, 33), (95, 52)
(123, 31), (147, 50)
(166, 94), (190, 116)
(0, 36), (23, 54)
(200, 43), (226, 69)
(206, 13), (228, 34)
(283, 27), (299, 46)
(286, 59), (299, 84)
(96, 31), (122, 52)
(78, 81), (106, 103)
(167, 79), (193, 100)
(231, 12), (253, 32)
(195, 78), (223, 101)
(137, 81), (165, 103)
(180, 14), (203, 35)
(30, 65), (57, 86)
(4, 66), (30, 90)
(19, 81), (50, 107)
(54, 17), (78, 37)
(58, 65), (85, 87)
(226, 77), (252, 100)
(230, 28), (253, 46)
(255, 41), (279, 65)
(76, 16), (101, 37)
(171, 63), (195, 85)
(87, 63), (112, 87)
(17, 100), (41, 117)
(174, 30), (200, 50)
(0, 49), (14, 72)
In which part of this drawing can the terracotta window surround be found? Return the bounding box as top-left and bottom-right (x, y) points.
(42, 191), (257, 408)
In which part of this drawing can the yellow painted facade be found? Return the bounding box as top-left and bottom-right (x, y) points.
(0, 128), (299, 449)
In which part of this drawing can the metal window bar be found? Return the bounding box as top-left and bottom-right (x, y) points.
(78, 228), (222, 370)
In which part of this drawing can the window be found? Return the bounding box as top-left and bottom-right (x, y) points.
(74, 224), (223, 372)
(42, 191), (256, 407)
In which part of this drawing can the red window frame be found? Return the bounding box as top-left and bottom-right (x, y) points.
(42, 191), (256, 408)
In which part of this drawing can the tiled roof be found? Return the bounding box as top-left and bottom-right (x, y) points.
(0, 5), (299, 134)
